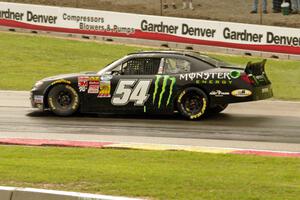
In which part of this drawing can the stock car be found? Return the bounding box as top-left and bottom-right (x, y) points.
(31, 51), (273, 120)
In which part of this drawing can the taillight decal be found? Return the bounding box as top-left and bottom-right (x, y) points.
(241, 74), (255, 85)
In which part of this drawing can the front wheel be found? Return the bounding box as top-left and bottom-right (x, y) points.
(177, 87), (208, 120)
(47, 84), (79, 116)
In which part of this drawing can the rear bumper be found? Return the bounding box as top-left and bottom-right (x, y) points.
(211, 84), (273, 106)
(229, 84), (273, 104)
(252, 84), (273, 101)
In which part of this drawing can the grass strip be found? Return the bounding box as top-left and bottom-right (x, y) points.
(0, 146), (299, 200)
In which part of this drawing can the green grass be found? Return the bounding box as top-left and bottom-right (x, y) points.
(0, 146), (299, 200)
(0, 32), (300, 100)
(0, 32), (142, 90)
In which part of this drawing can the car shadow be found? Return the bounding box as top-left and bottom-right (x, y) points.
(27, 110), (183, 120)
(26, 109), (272, 125)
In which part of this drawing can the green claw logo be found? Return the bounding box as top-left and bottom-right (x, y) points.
(153, 75), (176, 108)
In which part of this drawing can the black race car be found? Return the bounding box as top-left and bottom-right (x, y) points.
(31, 51), (273, 120)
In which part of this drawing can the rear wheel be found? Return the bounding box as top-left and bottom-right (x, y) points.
(177, 87), (208, 120)
(208, 104), (228, 115)
(47, 84), (79, 116)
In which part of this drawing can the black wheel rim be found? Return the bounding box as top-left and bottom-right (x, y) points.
(183, 92), (204, 115)
(57, 90), (73, 108)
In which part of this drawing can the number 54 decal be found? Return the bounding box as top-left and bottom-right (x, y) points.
(112, 79), (152, 106)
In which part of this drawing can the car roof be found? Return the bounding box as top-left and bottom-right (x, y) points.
(128, 50), (220, 66)
(128, 50), (215, 61)
(128, 50), (197, 57)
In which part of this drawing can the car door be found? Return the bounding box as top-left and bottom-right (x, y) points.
(150, 56), (192, 113)
(85, 56), (162, 113)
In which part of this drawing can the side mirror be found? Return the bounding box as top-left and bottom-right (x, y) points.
(104, 71), (112, 75)
(111, 70), (120, 76)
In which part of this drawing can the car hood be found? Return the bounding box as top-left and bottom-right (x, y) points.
(42, 71), (97, 82)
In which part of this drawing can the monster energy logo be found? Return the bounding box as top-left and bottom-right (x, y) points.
(153, 75), (176, 108)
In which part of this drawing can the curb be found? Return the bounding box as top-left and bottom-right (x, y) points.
(0, 138), (299, 158)
(0, 186), (142, 200)
(0, 138), (114, 148)
(0, 186), (13, 200)
(106, 143), (300, 158)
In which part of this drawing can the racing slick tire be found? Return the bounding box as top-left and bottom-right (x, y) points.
(47, 84), (79, 116)
(208, 104), (228, 115)
(177, 87), (208, 120)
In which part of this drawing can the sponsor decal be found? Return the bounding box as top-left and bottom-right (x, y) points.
(196, 79), (232, 85)
(65, 85), (79, 110)
(2, 2), (300, 55)
(48, 97), (56, 110)
(180, 72), (229, 81)
(88, 82), (100, 94)
(88, 81), (99, 85)
(78, 76), (89, 92)
(153, 75), (176, 108)
(255, 75), (265, 80)
(255, 74), (267, 84)
(230, 70), (241, 79)
(79, 76), (102, 93)
(231, 89), (252, 97)
(209, 90), (230, 97)
(51, 79), (71, 85)
(98, 81), (111, 98)
(179, 70), (241, 82)
(89, 76), (100, 81)
(262, 87), (269, 93)
(33, 95), (43, 104)
(190, 98), (207, 119)
(177, 90), (186, 103)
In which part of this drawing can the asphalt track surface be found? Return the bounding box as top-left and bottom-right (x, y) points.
(0, 90), (299, 152)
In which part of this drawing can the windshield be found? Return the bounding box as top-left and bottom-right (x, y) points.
(97, 56), (127, 75)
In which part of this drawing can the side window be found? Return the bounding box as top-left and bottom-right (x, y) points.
(162, 58), (191, 74)
(122, 58), (161, 75)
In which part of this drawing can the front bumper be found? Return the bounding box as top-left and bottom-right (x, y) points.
(30, 90), (44, 110)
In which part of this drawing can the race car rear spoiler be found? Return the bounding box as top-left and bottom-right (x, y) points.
(245, 59), (266, 76)
(245, 59), (271, 85)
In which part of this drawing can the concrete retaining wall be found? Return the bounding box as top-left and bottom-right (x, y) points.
(0, 186), (14, 200)
(0, 187), (142, 200)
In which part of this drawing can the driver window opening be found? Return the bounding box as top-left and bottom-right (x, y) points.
(112, 58), (161, 75)
(163, 58), (191, 74)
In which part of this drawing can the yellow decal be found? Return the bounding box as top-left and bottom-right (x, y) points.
(98, 81), (111, 98)
(231, 89), (252, 97)
(89, 76), (100, 81)
(66, 85), (79, 110)
(201, 98), (207, 113)
(190, 98), (207, 119)
(48, 97), (56, 110)
(51, 79), (71, 85)
(177, 91), (186, 103)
